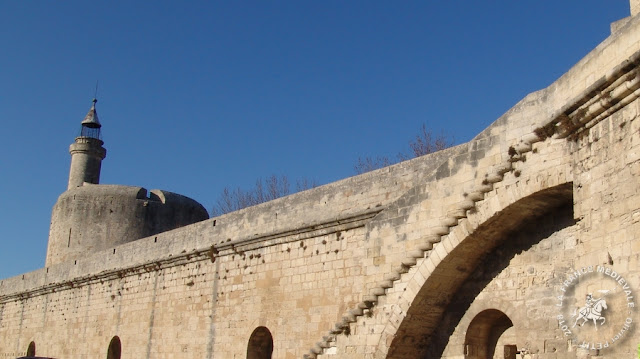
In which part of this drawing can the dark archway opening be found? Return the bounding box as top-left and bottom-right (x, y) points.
(106, 336), (121, 359)
(247, 326), (273, 359)
(464, 309), (514, 359)
(26, 341), (36, 356)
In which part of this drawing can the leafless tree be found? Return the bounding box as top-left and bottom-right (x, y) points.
(295, 177), (318, 192)
(353, 156), (393, 175)
(354, 123), (452, 174)
(212, 174), (317, 216)
(213, 124), (449, 215)
(408, 124), (450, 157)
(254, 174), (290, 204)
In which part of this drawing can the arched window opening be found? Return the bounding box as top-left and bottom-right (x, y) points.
(26, 341), (36, 356)
(106, 336), (121, 359)
(464, 309), (514, 359)
(247, 326), (273, 359)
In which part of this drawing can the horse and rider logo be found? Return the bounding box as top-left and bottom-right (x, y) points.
(556, 265), (636, 352)
(572, 291), (609, 330)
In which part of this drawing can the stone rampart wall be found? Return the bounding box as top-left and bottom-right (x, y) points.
(2, 10), (640, 359)
(318, 48), (640, 359)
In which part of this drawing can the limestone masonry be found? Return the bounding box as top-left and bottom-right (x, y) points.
(2, 4), (640, 359)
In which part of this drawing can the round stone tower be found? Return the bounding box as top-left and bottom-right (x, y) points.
(46, 100), (209, 267)
(68, 98), (107, 190)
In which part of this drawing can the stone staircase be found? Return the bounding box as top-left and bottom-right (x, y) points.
(299, 41), (640, 359)
(302, 131), (544, 358)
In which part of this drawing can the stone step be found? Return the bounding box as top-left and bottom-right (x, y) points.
(485, 173), (504, 183)
(441, 217), (458, 227)
(466, 191), (484, 202)
(515, 142), (532, 154)
(401, 257), (417, 266)
(460, 199), (476, 210)
(433, 226), (450, 236)
(302, 134), (540, 358)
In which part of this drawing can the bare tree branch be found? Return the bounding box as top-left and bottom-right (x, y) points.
(213, 124), (451, 215)
(355, 123), (453, 174)
(212, 174), (315, 216)
(353, 156), (393, 175)
(409, 124), (450, 157)
(296, 178), (318, 192)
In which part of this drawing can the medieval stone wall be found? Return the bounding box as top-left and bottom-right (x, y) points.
(314, 14), (640, 359)
(1, 7), (640, 359)
(435, 88), (640, 359)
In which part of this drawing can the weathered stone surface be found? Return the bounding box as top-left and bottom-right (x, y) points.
(1, 5), (640, 359)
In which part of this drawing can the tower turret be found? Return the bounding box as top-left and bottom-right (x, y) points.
(67, 98), (107, 189)
(46, 98), (208, 267)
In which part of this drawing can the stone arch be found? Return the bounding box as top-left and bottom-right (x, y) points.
(375, 168), (573, 358)
(456, 298), (519, 341)
(106, 336), (121, 359)
(427, 297), (521, 359)
(464, 309), (514, 359)
(26, 341), (35, 356)
(246, 326), (273, 359)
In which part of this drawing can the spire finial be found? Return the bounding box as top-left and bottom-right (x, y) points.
(80, 92), (102, 138)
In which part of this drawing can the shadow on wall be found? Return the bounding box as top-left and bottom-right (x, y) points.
(425, 202), (576, 358)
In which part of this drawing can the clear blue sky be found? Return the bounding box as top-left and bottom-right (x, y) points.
(0, 1), (629, 279)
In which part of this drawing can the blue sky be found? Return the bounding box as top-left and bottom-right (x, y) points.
(0, 1), (629, 279)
